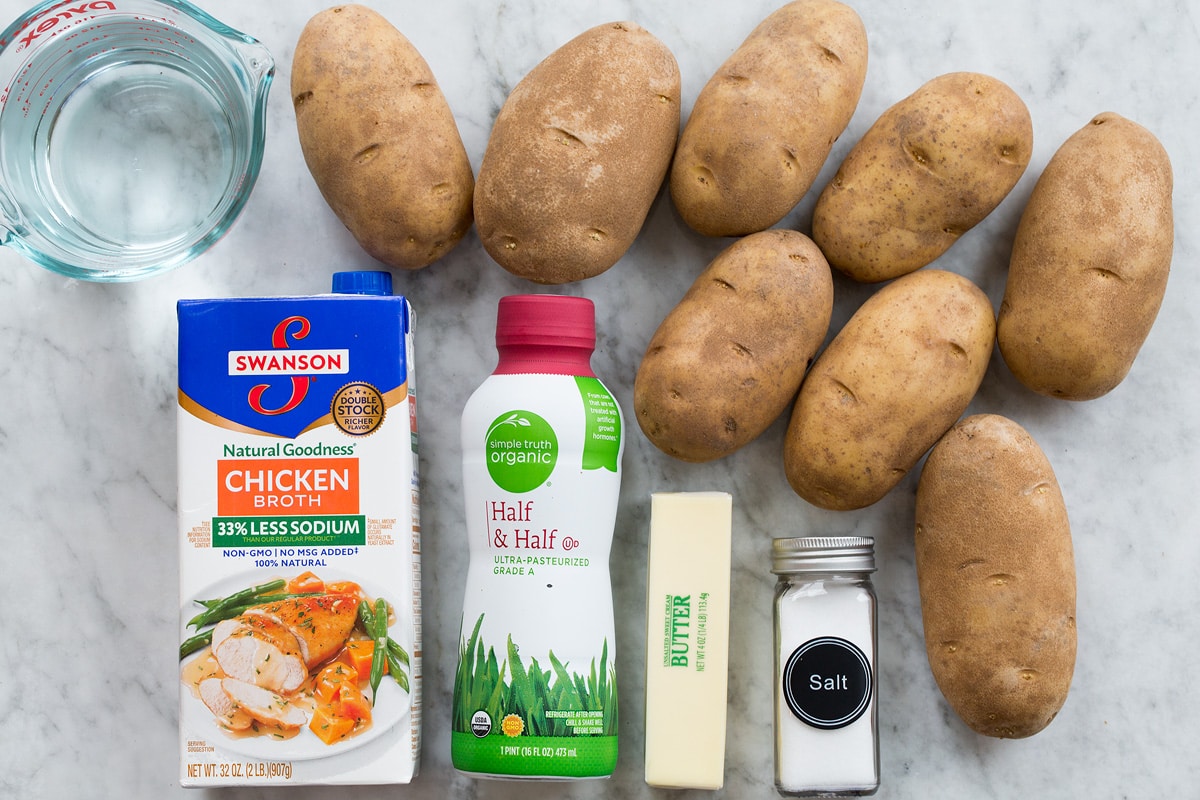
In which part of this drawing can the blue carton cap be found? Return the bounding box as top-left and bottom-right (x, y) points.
(332, 270), (393, 296)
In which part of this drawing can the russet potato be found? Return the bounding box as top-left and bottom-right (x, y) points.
(812, 72), (1033, 283)
(998, 112), (1173, 400)
(292, 5), (474, 270)
(474, 22), (680, 284)
(635, 230), (834, 462)
(915, 414), (1076, 738)
(669, 0), (867, 237)
(783, 269), (994, 510)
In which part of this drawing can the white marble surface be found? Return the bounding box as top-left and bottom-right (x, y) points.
(1, 0), (1197, 797)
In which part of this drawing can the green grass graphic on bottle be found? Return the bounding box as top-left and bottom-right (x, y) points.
(451, 614), (618, 777)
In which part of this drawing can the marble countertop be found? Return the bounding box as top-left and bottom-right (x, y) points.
(2, 0), (1197, 797)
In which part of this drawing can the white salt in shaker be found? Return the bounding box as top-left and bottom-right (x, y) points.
(772, 537), (879, 797)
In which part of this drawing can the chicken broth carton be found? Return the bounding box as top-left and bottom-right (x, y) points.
(176, 272), (421, 786)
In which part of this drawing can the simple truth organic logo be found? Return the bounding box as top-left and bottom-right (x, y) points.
(485, 411), (558, 493)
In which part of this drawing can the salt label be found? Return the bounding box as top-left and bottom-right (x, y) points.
(781, 636), (872, 730)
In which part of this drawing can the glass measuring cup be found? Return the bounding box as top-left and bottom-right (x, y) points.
(0, 0), (273, 281)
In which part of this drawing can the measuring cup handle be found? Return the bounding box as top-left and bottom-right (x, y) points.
(235, 39), (275, 84)
(0, 189), (19, 239)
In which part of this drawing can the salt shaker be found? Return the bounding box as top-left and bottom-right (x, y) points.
(772, 537), (879, 797)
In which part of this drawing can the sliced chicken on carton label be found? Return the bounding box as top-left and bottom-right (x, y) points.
(176, 272), (421, 786)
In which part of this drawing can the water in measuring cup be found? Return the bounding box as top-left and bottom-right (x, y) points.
(40, 53), (237, 250)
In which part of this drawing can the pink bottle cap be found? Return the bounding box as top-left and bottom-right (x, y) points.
(496, 295), (596, 350)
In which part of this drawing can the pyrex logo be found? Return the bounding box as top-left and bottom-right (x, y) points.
(2, 1), (116, 51)
(227, 316), (349, 416)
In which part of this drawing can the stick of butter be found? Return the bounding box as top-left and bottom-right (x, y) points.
(644, 491), (733, 790)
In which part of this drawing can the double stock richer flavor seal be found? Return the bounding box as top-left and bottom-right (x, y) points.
(332, 382), (386, 436)
(782, 636), (873, 730)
